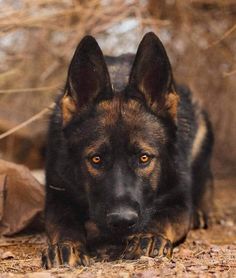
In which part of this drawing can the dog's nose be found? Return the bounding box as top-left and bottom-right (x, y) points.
(107, 209), (138, 230)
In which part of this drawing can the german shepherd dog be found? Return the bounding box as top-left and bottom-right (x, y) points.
(42, 32), (213, 268)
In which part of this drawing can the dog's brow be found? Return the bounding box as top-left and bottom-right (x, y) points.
(84, 139), (108, 156)
(131, 140), (157, 155)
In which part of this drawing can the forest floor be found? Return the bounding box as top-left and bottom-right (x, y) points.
(0, 178), (236, 277)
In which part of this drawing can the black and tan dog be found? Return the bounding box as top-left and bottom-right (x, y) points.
(42, 32), (213, 268)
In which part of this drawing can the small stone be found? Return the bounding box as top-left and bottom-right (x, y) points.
(148, 259), (155, 267)
(219, 219), (225, 225)
(199, 265), (208, 271)
(173, 247), (179, 253)
(119, 272), (130, 278)
(125, 264), (134, 271)
(161, 257), (170, 263)
(225, 220), (234, 227)
(1, 251), (15, 259)
(25, 272), (52, 278)
(179, 248), (193, 257)
(211, 246), (221, 253)
(96, 269), (103, 278)
(140, 255), (151, 261)
(175, 261), (186, 272)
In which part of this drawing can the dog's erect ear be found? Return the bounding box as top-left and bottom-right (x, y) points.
(61, 36), (112, 125)
(128, 32), (179, 120)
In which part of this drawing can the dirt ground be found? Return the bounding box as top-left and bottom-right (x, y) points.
(0, 178), (235, 277)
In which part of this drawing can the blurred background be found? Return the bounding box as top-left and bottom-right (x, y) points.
(0, 0), (235, 178)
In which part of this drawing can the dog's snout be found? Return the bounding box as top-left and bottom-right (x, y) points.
(107, 209), (138, 230)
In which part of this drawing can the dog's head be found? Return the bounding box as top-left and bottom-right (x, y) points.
(60, 33), (179, 235)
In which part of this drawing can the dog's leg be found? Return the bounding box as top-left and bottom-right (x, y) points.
(42, 196), (90, 268)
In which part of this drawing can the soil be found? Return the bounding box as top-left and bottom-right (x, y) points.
(0, 178), (236, 277)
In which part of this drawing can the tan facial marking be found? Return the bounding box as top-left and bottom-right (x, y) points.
(97, 99), (120, 126)
(149, 164), (159, 191)
(136, 141), (157, 156)
(85, 162), (102, 177)
(84, 139), (108, 177)
(121, 100), (143, 121)
(83, 138), (108, 157)
(135, 158), (159, 191)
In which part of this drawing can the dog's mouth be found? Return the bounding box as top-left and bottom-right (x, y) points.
(89, 217), (141, 238)
(108, 222), (138, 235)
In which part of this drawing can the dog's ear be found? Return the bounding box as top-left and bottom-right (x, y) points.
(128, 32), (179, 120)
(61, 35), (112, 125)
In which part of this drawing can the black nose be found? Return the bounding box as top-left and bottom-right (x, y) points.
(107, 209), (138, 230)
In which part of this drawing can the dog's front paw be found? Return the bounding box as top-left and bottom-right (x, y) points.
(122, 233), (173, 260)
(42, 241), (90, 269)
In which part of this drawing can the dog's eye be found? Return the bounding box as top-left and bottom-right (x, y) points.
(91, 155), (102, 165)
(139, 154), (150, 164)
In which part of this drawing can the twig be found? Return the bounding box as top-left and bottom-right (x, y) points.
(208, 23), (236, 48)
(0, 258), (41, 263)
(0, 69), (19, 80)
(0, 103), (55, 140)
(0, 84), (62, 94)
(223, 68), (236, 77)
(194, 250), (205, 257)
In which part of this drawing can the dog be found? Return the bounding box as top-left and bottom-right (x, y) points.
(42, 32), (213, 268)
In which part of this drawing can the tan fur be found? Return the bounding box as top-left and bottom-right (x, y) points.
(191, 113), (207, 162)
(136, 160), (155, 176)
(83, 137), (110, 178)
(97, 99), (120, 126)
(163, 214), (190, 243)
(165, 92), (180, 120)
(85, 161), (102, 177)
(83, 140), (107, 178)
(135, 158), (159, 191)
(133, 141), (158, 156)
(85, 220), (100, 240)
(139, 81), (179, 120)
(130, 140), (160, 191)
(148, 91), (179, 121)
(124, 99), (143, 112)
(46, 222), (60, 244)
(84, 139), (108, 157)
(141, 162), (159, 191)
(149, 164), (160, 191)
(61, 94), (77, 126)
(98, 98), (142, 127)
(148, 211), (191, 244)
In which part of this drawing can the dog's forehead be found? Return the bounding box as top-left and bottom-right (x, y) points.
(96, 98), (148, 126)
(95, 97), (165, 143)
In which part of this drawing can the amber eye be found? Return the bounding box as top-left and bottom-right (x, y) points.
(139, 154), (150, 163)
(91, 155), (102, 164)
